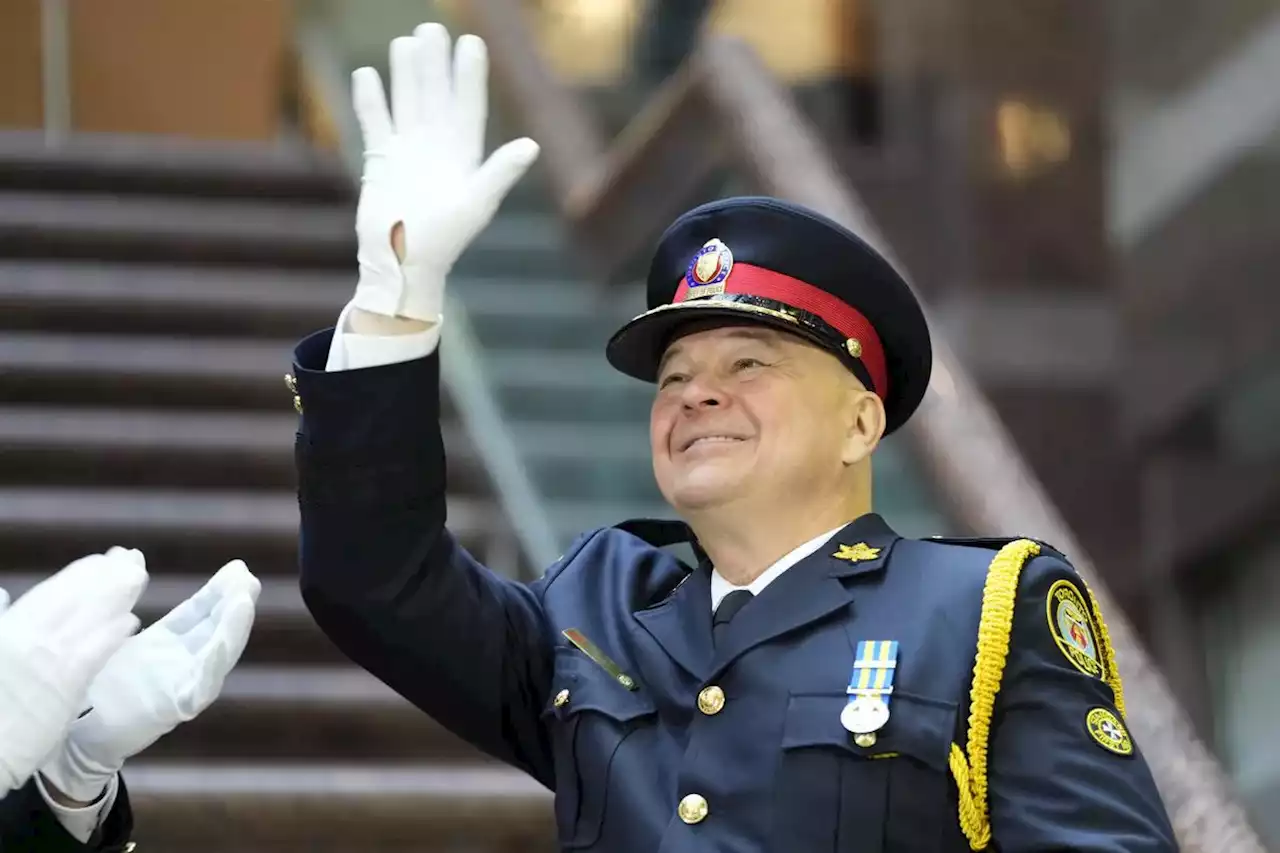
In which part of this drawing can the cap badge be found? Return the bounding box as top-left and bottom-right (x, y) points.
(685, 238), (733, 299)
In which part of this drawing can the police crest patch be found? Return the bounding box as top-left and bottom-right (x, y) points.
(1046, 579), (1102, 678)
(684, 239), (733, 299)
(1085, 707), (1133, 756)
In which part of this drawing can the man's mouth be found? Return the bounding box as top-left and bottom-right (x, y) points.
(680, 434), (747, 452)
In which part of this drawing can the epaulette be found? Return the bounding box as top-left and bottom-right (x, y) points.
(925, 534), (1069, 563)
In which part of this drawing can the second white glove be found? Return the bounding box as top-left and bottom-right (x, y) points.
(0, 550), (147, 797)
(350, 23), (540, 322)
(40, 559), (260, 802)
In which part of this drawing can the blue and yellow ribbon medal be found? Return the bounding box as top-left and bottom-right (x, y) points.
(841, 640), (898, 747)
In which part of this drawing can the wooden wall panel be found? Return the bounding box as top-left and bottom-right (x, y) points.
(68, 0), (290, 139)
(0, 0), (44, 128)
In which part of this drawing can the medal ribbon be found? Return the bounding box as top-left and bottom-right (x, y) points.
(847, 640), (899, 707)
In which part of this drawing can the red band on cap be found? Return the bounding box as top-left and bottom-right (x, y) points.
(673, 263), (889, 399)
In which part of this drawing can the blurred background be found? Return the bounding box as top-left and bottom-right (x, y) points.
(0, 0), (1276, 850)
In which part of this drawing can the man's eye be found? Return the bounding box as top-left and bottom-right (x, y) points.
(659, 373), (688, 389)
(733, 358), (766, 371)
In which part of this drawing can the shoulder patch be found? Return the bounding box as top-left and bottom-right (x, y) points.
(1046, 579), (1103, 678)
(1085, 706), (1133, 756)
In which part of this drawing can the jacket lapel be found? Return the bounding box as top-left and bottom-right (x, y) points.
(707, 514), (901, 680)
(633, 565), (714, 681)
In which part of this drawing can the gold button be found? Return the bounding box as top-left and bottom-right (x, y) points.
(697, 685), (725, 715)
(554, 689), (570, 708)
(854, 732), (877, 748)
(284, 373), (297, 393)
(618, 674), (635, 689)
(678, 793), (708, 824)
(293, 394), (303, 414)
(124, 843), (137, 853)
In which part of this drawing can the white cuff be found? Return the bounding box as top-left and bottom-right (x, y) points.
(35, 772), (117, 843)
(325, 300), (442, 372)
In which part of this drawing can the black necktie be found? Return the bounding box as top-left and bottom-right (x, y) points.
(713, 589), (754, 646)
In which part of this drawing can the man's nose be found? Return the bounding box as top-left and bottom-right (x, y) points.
(680, 374), (726, 409)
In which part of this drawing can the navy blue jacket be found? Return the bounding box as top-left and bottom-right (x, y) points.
(0, 779), (132, 852)
(292, 329), (1177, 852)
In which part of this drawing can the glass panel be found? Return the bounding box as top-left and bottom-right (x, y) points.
(1218, 358), (1280, 460)
(1201, 534), (1280, 849)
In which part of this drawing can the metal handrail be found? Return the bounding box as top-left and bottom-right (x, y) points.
(292, 18), (562, 578)
(452, 3), (1268, 849)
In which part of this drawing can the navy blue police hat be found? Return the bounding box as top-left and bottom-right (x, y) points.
(605, 196), (932, 436)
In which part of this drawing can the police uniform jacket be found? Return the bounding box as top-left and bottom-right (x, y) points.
(292, 327), (1178, 853)
(0, 779), (133, 853)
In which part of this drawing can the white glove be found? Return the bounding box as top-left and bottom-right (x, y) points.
(350, 22), (540, 321)
(0, 549), (147, 798)
(40, 559), (260, 802)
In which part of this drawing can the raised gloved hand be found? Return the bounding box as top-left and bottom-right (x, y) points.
(350, 22), (540, 322)
(40, 558), (260, 802)
(0, 549), (147, 798)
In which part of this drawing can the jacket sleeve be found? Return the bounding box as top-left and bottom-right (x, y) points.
(0, 777), (132, 853)
(291, 329), (556, 787)
(986, 549), (1179, 851)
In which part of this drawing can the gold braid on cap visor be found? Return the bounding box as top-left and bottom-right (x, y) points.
(641, 293), (877, 394)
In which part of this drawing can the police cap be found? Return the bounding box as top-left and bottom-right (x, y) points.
(604, 196), (933, 435)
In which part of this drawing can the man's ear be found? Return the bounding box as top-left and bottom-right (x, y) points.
(842, 388), (886, 466)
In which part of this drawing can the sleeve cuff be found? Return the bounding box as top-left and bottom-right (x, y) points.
(325, 300), (442, 372)
(35, 772), (117, 844)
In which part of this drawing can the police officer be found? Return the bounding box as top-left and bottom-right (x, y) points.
(293, 24), (1179, 852)
(0, 549), (260, 851)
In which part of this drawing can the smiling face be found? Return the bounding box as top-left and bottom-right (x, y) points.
(650, 322), (886, 516)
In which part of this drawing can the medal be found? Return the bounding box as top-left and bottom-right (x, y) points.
(843, 640), (899, 747)
(840, 695), (890, 734)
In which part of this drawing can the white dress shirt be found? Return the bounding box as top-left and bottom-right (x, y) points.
(324, 300), (441, 372)
(709, 526), (846, 612)
(35, 771), (119, 843)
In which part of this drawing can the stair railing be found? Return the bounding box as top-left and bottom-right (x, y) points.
(453, 3), (1268, 850)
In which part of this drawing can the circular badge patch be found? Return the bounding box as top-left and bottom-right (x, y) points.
(1046, 579), (1102, 678)
(1086, 707), (1133, 756)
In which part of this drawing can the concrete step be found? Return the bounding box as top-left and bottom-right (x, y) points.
(0, 573), (347, 665)
(0, 190), (356, 268)
(488, 350), (654, 425)
(0, 130), (352, 201)
(0, 331), (301, 410)
(0, 405), (487, 493)
(140, 665), (488, 763)
(488, 351), (631, 393)
(459, 276), (641, 321)
(123, 762), (554, 852)
(0, 191), (563, 274)
(0, 259), (641, 346)
(0, 260), (350, 338)
(460, 277), (645, 353)
(0, 487), (496, 576)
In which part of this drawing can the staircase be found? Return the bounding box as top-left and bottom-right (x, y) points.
(0, 131), (554, 852)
